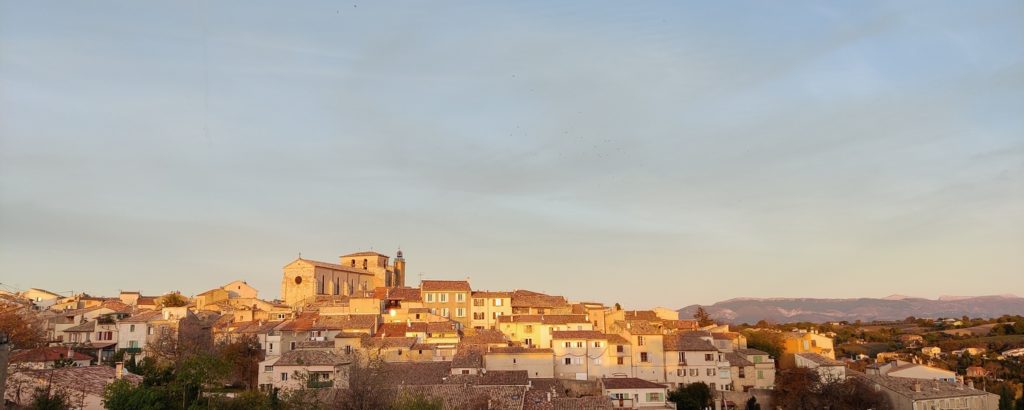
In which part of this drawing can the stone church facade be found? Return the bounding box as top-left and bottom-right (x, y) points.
(281, 250), (406, 307)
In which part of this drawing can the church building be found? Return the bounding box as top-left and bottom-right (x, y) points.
(281, 250), (406, 307)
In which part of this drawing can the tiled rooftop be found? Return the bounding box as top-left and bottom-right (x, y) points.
(420, 280), (472, 292)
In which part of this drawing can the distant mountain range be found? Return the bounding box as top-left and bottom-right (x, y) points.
(677, 295), (1024, 324)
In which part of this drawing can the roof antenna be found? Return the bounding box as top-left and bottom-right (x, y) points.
(298, 251), (302, 259)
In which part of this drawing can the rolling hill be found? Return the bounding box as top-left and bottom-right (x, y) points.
(677, 295), (1024, 324)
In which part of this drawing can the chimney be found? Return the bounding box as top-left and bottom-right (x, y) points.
(913, 382), (922, 392)
(115, 361), (124, 380)
(967, 380), (975, 389)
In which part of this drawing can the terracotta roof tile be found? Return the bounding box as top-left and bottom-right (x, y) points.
(64, 320), (97, 333)
(460, 329), (509, 345)
(601, 377), (666, 390)
(363, 336), (418, 349)
(452, 346), (485, 368)
(373, 287), (422, 302)
(724, 352), (753, 367)
(488, 346), (554, 354)
(7, 366), (142, 397)
(796, 352), (843, 366)
(663, 335), (717, 351)
(479, 370), (529, 386)
(511, 290), (567, 309)
(392, 384), (527, 410)
(421, 280), (471, 292)
(383, 362), (453, 385)
(10, 347), (92, 363)
(472, 291), (513, 298)
(551, 330), (606, 340)
(118, 310), (162, 323)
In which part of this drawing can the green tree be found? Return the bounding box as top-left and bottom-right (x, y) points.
(102, 379), (171, 410)
(693, 306), (713, 327)
(158, 293), (189, 308)
(391, 391), (444, 410)
(998, 385), (1015, 410)
(217, 336), (264, 389)
(667, 382), (712, 410)
(29, 387), (72, 410)
(744, 330), (784, 362)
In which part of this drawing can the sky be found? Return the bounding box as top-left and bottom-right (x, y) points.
(1, 1), (1022, 308)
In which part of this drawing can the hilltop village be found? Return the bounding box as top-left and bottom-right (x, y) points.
(1, 250), (1014, 409)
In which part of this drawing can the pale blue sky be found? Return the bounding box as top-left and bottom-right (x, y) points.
(1, 1), (1022, 308)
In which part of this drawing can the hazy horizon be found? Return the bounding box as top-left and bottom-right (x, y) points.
(2, 1), (1022, 308)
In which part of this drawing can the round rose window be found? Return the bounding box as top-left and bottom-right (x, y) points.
(294, 276), (302, 285)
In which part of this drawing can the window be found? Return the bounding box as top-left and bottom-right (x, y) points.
(290, 342), (296, 350)
(128, 340), (139, 348)
(637, 336), (645, 346)
(640, 352), (648, 362)
(441, 308), (450, 317)
(264, 366), (272, 372)
(426, 293), (435, 303)
(350, 260), (355, 267)
(280, 373), (288, 381)
(456, 293), (465, 302)
(617, 357), (624, 365)
(269, 343), (274, 351)
(397, 349), (402, 356)
(474, 312), (485, 320)
(493, 312), (500, 319)
(646, 393), (662, 402)
(494, 299), (503, 306)
(677, 369), (683, 376)
(456, 308), (465, 318)
(147, 326), (153, 335)
(593, 341), (601, 348)
(564, 342), (572, 348)
(524, 338), (533, 347)
(708, 368), (716, 376)
(473, 298), (484, 307)
(129, 324), (135, 332)
(439, 293), (448, 303)
(757, 370), (764, 379)
(362, 259), (367, 269)
(573, 357), (582, 365)
(679, 352), (686, 363)
(461, 369), (470, 375)
(689, 369), (698, 376)
(564, 358), (572, 365)
(576, 341), (583, 348)
(617, 345), (624, 353)
(593, 358), (602, 365)
(524, 325), (533, 333)
(705, 353), (714, 361)
(739, 367), (745, 378)
(512, 358), (517, 364)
